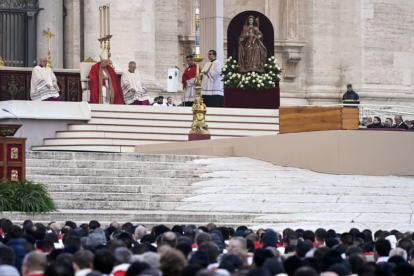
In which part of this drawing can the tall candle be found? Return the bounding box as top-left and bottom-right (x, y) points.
(107, 5), (110, 36)
(196, 46), (200, 55)
(103, 6), (106, 37)
(99, 7), (102, 38)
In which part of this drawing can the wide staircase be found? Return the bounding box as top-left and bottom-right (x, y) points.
(31, 105), (279, 153)
(23, 151), (260, 228)
(12, 151), (413, 232)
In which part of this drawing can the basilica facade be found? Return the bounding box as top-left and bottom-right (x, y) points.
(2, 0), (414, 105)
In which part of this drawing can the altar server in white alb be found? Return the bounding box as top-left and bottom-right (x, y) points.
(30, 57), (60, 101)
(121, 61), (150, 105)
(201, 50), (224, 107)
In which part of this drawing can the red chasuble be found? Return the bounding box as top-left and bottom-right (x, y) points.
(89, 62), (125, 104)
(182, 65), (197, 89)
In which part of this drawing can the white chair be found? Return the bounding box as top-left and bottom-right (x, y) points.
(79, 57), (97, 102)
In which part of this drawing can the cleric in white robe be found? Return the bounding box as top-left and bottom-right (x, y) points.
(121, 61), (150, 105)
(201, 50), (224, 107)
(30, 57), (60, 101)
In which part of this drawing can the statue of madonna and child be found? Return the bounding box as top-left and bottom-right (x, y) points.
(238, 15), (268, 73)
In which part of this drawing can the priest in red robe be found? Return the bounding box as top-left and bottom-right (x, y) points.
(89, 59), (124, 104)
(182, 55), (198, 106)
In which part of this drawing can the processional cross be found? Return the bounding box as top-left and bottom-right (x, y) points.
(43, 28), (55, 68)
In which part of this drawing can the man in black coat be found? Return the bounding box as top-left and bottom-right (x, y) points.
(393, 115), (409, 129)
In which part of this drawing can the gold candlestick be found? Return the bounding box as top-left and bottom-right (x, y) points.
(43, 28), (55, 68)
(190, 0), (209, 135)
(106, 35), (114, 69)
(0, 34), (5, 67)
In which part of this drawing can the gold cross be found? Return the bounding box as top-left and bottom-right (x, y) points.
(43, 28), (55, 68)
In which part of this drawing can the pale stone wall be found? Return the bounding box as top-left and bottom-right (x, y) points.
(58, 0), (414, 105)
(359, 0), (414, 104)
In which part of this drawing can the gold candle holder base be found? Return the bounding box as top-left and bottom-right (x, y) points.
(189, 55), (210, 135)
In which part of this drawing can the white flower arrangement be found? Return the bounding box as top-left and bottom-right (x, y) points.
(221, 55), (283, 90)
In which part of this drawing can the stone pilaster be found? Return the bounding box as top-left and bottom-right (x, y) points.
(155, 0), (179, 90)
(37, 0), (64, 68)
(200, 0), (224, 66)
(63, 0), (81, 69)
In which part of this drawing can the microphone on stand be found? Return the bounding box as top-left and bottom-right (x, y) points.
(175, 66), (183, 73)
(2, 108), (22, 138)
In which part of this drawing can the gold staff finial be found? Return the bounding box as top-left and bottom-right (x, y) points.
(0, 33), (4, 67)
(43, 28), (55, 68)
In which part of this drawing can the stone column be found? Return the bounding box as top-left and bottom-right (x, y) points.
(63, 0), (81, 69)
(37, 0), (64, 68)
(200, 0), (224, 66)
(83, 0), (162, 90)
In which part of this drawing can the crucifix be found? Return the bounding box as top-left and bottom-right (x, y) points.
(43, 28), (55, 68)
(0, 34), (4, 67)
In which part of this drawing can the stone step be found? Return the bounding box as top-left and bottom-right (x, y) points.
(49, 192), (186, 202)
(176, 202), (411, 214)
(27, 175), (199, 186)
(26, 159), (205, 170)
(54, 200), (182, 210)
(44, 184), (196, 194)
(67, 124), (277, 137)
(88, 118), (279, 131)
(26, 167), (201, 178)
(26, 151), (208, 163)
(91, 111), (279, 124)
(0, 210), (258, 225)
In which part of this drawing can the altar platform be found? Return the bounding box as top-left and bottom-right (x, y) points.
(0, 101), (279, 152)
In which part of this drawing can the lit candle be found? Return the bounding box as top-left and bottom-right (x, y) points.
(196, 46), (200, 55)
(107, 4), (110, 36)
(99, 7), (102, 38)
(196, 7), (199, 15)
(103, 6), (106, 37)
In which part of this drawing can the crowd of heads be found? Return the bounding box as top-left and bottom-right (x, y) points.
(1, 218), (414, 276)
(361, 115), (414, 129)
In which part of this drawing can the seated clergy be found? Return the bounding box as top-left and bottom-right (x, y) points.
(30, 57), (60, 101)
(89, 59), (124, 104)
(121, 61), (150, 105)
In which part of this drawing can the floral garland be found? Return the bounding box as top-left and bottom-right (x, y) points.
(221, 56), (283, 90)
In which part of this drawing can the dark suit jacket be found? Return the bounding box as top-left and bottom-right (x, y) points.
(394, 122), (409, 129)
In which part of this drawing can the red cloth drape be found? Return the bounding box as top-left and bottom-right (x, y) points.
(89, 62), (125, 104)
(182, 65), (197, 89)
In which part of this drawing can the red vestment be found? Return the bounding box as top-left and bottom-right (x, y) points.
(182, 65), (197, 89)
(89, 62), (124, 104)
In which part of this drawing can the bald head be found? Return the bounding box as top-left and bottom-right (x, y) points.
(22, 251), (47, 276)
(39, 57), (47, 67)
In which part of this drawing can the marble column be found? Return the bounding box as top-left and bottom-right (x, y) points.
(37, 0), (64, 68)
(83, 0), (162, 90)
(200, 0), (224, 66)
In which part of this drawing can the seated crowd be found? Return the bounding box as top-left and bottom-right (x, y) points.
(361, 115), (414, 130)
(0, 219), (413, 276)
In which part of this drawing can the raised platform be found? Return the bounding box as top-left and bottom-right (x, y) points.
(135, 130), (414, 176)
(28, 103), (279, 152)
